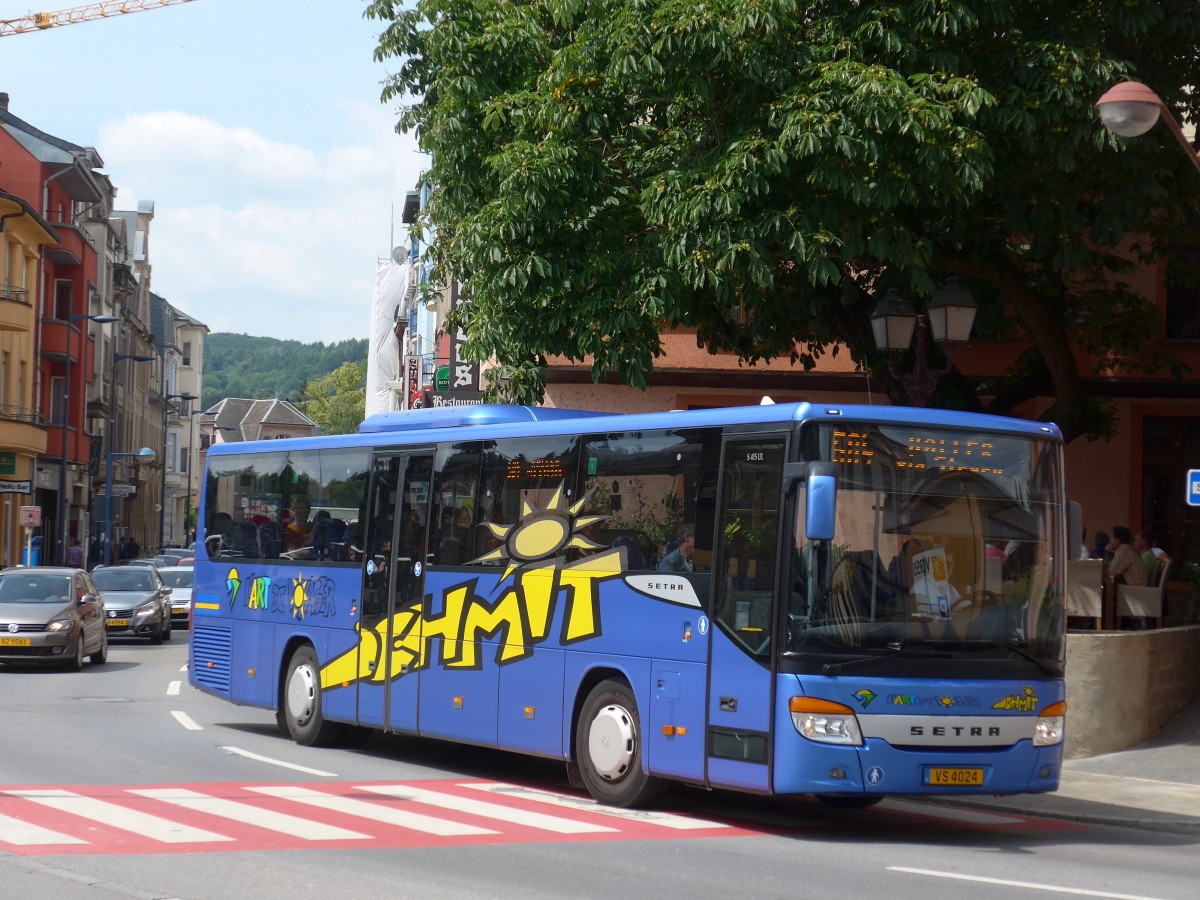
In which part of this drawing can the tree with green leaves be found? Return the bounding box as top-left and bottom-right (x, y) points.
(296, 361), (368, 435)
(366, 0), (1200, 441)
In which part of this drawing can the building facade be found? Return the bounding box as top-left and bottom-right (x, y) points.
(0, 189), (57, 567)
(2, 94), (209, 566)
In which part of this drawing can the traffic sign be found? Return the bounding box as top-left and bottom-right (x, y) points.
(19, 505), (40, 527)
(1188, 469), (1200, 507)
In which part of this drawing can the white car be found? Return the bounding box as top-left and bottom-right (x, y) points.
(157, 566), (194, 627)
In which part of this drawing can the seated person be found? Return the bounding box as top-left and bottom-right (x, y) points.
(1106, 526), (1146, 586)
(658, 528), (695, 573)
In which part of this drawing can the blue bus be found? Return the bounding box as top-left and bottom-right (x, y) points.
(190, 402), (1067, 808)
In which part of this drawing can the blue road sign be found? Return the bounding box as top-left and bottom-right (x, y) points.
(1188, 469), (1200, 507)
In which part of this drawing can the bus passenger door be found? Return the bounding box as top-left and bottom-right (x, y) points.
(357, 452), (433, 733)
(705, 435), (786, 793)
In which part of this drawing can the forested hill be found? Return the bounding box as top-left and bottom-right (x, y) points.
(201, 333), (368, 412)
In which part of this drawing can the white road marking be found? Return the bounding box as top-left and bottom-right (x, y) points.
(171, 710), (203, 731)
(130, 788), (369, 841)
(0, 811), (87, 846)
(7, 789), (230, 844)
(463, 783), (728, 830)
(219, 745), (337, 777)
(889, 867), (1169, 899)
(166, 680), (181, 696)
(356, 784), (617, 833)
(882, 799), (1025, 825)
(249, 785), (496, 836)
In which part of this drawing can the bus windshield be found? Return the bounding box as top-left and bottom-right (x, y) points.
(787, 423), (1065, 666)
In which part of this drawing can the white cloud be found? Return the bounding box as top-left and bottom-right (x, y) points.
(100, 107), (427, 343)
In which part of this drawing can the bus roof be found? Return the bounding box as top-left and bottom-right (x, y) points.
(357, 404), (609, 433)
(206, 403), (1062, 458)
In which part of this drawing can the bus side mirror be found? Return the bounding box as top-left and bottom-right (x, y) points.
(783, 461), (838, 541)
(806, 463), (837, 542)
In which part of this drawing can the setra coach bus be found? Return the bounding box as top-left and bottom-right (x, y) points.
(189, 402), (1067, 808)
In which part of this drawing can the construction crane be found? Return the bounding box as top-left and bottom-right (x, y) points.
(1, 0), (195, 37)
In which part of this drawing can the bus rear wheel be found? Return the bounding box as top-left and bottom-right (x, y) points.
(282, 645), (344, 747)
(575, 679), (664, 808)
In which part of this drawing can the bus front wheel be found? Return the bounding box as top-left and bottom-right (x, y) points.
(575, 679), (664, 808)
(282, 645), (344, 747)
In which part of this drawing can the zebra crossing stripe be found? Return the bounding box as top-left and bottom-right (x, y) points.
(462, 783), (730, 830)
(355, 784), (618, 833)
(7, 789), (231, 844)
(247, 785), (497, 836)
(129, 788), (370, 841)
(0, 810), (87, 846)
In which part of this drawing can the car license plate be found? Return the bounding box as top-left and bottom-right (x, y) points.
(0, 636), (30, 647)
(107, 618), (129, 628)
(926, 767), (984, 786)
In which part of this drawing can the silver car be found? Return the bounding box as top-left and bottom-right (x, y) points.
(90, 565), (172, 643)
(0, 567), (108, 670)
(157, 566), (194, 627)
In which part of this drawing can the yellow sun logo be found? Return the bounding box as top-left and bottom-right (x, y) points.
(469, 484), (606, 578)
(291, 574), (308, 620)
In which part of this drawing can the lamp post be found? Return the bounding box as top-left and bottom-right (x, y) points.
(104, 351), (155, 564)
(55, 312), (118, 565)
(869, 278), (977, 407)
(1096, 82), (1200, 175)
(182, 408), (199, 549)
(103, 447), (156, 566)
(159, 392), (197, 549)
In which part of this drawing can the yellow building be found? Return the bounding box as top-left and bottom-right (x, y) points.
(0, 190), (57, 566)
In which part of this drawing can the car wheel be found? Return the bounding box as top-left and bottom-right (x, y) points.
(150, 617), (164, 645)
(89, 630), (108, 666)
(282, 645), (344, 747)
(575, 678), (665, 808)
(66, 634), (85, 672)
(163, 613), (172, 642)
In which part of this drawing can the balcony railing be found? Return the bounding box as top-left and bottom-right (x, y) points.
(0, 403), (45, 426)
(0, 284), (31, 306)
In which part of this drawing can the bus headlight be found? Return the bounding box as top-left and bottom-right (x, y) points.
(1034, 700), (1066, 746)
(789, 697), (863, 746)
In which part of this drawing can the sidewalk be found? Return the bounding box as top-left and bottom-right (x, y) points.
(936, 696), (1200, 833)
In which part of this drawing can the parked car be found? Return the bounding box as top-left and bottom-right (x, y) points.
(123, 558), (160, 569)
(0, 566), (107, 670)
(158, 548), (193, 563)
(157, 566), (194, 627)
(90, 565), (172, 644)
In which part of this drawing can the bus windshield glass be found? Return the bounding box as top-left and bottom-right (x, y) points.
(788, 423), (1065, 665)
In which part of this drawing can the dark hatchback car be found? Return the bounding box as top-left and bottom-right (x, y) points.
(90, 565), (172, 643)
(0, 567), (108, 670)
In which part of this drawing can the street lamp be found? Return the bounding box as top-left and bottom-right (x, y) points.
(869, 278), (977, 407)
(55, 312), (118, 565)
(103, 447), (155, 566)
(1096, 82), (1200, 176)
(159, 392), (197, 549)
(104, 350), (155, 564)
(108, 352), (156, 458)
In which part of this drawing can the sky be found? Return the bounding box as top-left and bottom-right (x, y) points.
(1, 0), (427, 343)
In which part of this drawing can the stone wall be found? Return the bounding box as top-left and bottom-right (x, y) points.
(1065, 625), (1200, 758)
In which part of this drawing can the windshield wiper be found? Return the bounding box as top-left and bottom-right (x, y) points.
(963, 641), (1061, 677)
(822, 643), (953, 674)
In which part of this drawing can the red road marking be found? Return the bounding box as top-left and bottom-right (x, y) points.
(0, 780), (1081, 857)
